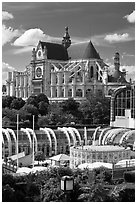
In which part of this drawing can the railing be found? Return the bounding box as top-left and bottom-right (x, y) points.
(112, 160), (135, 180)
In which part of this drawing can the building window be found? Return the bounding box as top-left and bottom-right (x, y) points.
(97, 89), (103, 97)
(34, 88), (41, 95)
(55, 89), (57, 97)
(68, 89), (72, 97)
(90, 66), (94, 78)
(61, 89), (64, 97)
(131, 88), (135, 118)
(76, 89), (82, 97)
(115, 89), (134, 117)
(86, 89), (92, 97)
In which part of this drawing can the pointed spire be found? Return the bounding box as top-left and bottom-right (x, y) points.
(62, 26), (71, 49)
(83, 41), (100, 59)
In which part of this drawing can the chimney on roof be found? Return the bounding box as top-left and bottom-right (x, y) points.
(62, 27), (71, 49)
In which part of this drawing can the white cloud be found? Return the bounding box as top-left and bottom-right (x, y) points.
(2, 62), (16, 84)
(108, 63), (135, 82)
(13, 46), (35, 54)
(2, 11), (22, 46)
(13, 28), (62, 47)
(13, 28), (46, 47)
(120, 65), (135, 81)
(2, 11), (14, 21)
(124, 10), (135, 23)
(104, 33), (129, 43)
(2, 24), (21, 46)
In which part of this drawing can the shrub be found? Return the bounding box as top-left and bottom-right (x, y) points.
(124, 171), (135, 183)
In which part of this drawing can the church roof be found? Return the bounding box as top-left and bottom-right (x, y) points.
(108, 70), (127, 83)
(67, 41), (101, 60)
(40, 41), (68, 61)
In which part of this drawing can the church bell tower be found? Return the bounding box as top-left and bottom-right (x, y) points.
(62, 26), (71, 49)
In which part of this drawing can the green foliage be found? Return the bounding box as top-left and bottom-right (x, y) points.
(124, 171), (135, 183)
(79, 95), (110, 125)
(2, 184), (15, 202)
(37, 115), (50, 127)
(10, 97), (25, 110)
(110, 186), (135, 202)
(38, 101), (49, 116)
(2, 174), (15, 187)
(2, 96), (16, 108)
(22, 104), (39, 122)
(62, 98), (80, 115)
(35, 151), (45, 163)
(26, 95), (38, 107)
(36, 93), (49, 104)
(2, 166), (135, 202)
(2, 108), (19, 122)
(118, 187), (135, 202)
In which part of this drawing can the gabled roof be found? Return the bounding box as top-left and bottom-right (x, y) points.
(83, 41), (100, 59)
(40, 41), (68, 61)
(67, 40), (101, 60)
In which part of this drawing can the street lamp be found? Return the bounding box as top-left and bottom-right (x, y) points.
(61, 176), (74, 201)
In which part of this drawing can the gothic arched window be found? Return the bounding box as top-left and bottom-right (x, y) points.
(68, 89), (72, 97)
(76, 89), (82, 97)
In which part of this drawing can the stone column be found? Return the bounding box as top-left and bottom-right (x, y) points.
(24, 75), (28, 98)
(51, 71), (56, 98)
(72, 78), (76, 98)
(10, 82), (15, 96)
(6, 72), (12, 96)
(6, 82), (10, 96)
(82, 70), (86, 97)
(15, 74), (19, 98)
(57, 71), (62, 98)
(64, 71), (69, 98)
(20, 75), (24, 98)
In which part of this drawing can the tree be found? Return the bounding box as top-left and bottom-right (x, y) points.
(10, 98), (25, 110)
(26, 95), (38, 107)
(36, 93), (49, 104)
(2, 108), (19, 122)
(35, 151), (45, 165)
(62, 98), (79, 115)
(2, 96), (16, 108)
(22, 104), (39, 123)
(38, 101), (49, 116)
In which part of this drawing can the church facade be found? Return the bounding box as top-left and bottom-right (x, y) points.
(6, 27), (128, 101)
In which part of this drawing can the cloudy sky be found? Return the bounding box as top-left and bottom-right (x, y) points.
(2, 1), (135, 84)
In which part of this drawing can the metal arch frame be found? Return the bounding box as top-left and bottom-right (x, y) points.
(104, 128), (124, 145)
(58, 127), (71, 147)
(70, 127), (82, 145)
(98, 127), (111, 145)
(6, 128), (17, 144)
(65, 127), (77, 146)
(45, 127), (57, 155)
(109, 128), (127, 144)
(2, 128), (12, 156)
(39, 128), (52, 155)
(119, 130), (135, 145)
(20, 128), (32, 148)
(26, 128), (38, 152)
(93, 126), (101, 142)
(101, 129), (113, 145)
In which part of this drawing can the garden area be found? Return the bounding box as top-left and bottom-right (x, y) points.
(2, 93), (110, 129)
(2, 166), (135, 202)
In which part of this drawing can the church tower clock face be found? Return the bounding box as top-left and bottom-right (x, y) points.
(36, 67), (42, 78)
